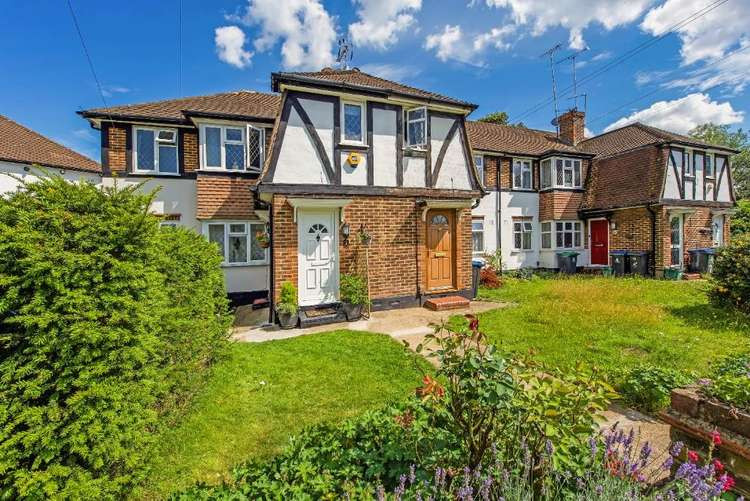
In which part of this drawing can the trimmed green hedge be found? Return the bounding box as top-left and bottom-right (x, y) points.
(0, 176), (230, 499)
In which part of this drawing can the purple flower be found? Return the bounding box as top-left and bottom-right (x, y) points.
(457, 485), (474, 501)
(624, 429), (635, 448)
(675, 462), (692, 479)
(479, 477), (492, 500)
(670, 441), (684, 457)
(409, 465), (416, 485)
(545, 439), (554, 456)
(376, 485), (386, 501)
(662, 456), (674, 470)
(588, 436), (598, 457)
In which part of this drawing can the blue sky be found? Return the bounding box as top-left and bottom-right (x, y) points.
(1, 0), (748, 160)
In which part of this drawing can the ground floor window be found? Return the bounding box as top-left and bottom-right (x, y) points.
(541, 221), (552, 249)
(513, 219), (533, 251)
(555, 221), (582, 249)
(712, 214), (724, 247)
(205, 221), (267, 265)
(472, 217), (485, 253)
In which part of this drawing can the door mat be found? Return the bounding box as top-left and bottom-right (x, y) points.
(303, 307), (337, 318)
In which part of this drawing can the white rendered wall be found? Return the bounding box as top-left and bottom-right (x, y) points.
(372, 108), (398, 186)
(341, 152), (368, 185)
(434, 133), (472, 190)
(403, 156), (426, 187)
(663, 160), (681, 199)
(223, 265), (269, 294)
(0, 161), (101, 194)
(499, 191), (539, 270)
(472, 191), (499, 256)
(273, 100), (333, 184)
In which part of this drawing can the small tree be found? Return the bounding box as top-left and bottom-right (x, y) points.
(711, 232), (750, 313)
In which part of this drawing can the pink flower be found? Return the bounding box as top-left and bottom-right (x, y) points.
(713, 459), (724, 474)
(721, 474), (736, 492)
(688, 450), (699, 463)
(711, 430), (722, 446)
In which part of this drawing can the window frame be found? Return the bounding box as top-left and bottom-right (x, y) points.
(474, 154), (484, 187)
(551, 220), (583, 250)
(203, 220), (269, 267)
(541, 221), (552, 249)
(512, 158), (533, 190)
(472, 216), (485, 254)
(199, 123), (265, 172)
(512, 219), (533, 251)
(340, 100), (366, 145)
(540, 156), (583, 189)
(405, 106), (427, 149)
(705, 153), (714, 178)
(132, 126), (180, 175)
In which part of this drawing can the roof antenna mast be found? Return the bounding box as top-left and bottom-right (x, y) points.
(336, 38), (353, 70)
(555, 46), (589, 110)
(540, 43), (562, 136)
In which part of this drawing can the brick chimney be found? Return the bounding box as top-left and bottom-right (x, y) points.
(558, 109), (586, 145)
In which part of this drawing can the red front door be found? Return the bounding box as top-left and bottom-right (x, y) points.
(590, 220), (609, 266)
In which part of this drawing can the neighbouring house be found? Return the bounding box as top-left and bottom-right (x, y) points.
(257, 69), (483, 322)
(0, 114), (101, 193)
(78, 91), (280, 303)
(468, 110), (737, 275)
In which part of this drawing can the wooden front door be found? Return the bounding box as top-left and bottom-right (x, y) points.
(590, 219), (609, 266)
(426, 210), (455, 290)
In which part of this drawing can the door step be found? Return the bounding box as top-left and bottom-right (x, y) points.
(423, 295), (470, 311)
(298, 305), (346, 328)
(682, 272), (703, 281)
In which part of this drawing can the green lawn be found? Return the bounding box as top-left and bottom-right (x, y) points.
(140, 330), (429, 499)
(476, 276), (750, 374)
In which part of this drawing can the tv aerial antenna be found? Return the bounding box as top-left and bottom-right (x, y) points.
(555, 47), (589, 110)
(336, 38), (353, 70)
(540, 43), (562, 135)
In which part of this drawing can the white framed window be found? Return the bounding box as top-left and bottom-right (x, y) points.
(705, 153), (714, 178)
(670, 215), (682, 266)
(133, 127), (179, 175)
(341, 101), (365, 144)
(200, 124), (265, 172)
(541, 159), (552, 189)
(555, 221), (582, 249)
(474, 155), (484, 187)
(204, 221), (268, 266)
(513, 220), (533, 251)
(712, 214), (724, 247)
(405, 107), (427, 148)
(472, 217), (485, 253)
(684, 150), (694, 177)
(513, 159), (533, 190)
(541, 157), (582, 189)
(541, 221), (552, 249)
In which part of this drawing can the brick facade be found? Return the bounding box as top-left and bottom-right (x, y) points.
(483, 155), (500, 189)
(539, 191), (584, 220)
(182, 129), (198, 172)
(558, 110), (585, 146)
(196, 175), (258, 219)
(271, 194), (472, 306)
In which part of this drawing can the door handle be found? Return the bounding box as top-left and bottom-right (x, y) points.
(434, 252), (446, 257)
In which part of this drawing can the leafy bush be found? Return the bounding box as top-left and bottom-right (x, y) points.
(711, 352), (750, 377)
(710, 233), (750, 313)
(616, 365), (692, 413)
(340, 273), (370, 306)
(276, 282), (298, 316)
(732, 199), (750, 236)
(701, 352), (750, 410)
(0, 177), (230, 499)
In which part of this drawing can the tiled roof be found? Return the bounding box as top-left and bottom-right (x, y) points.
(466, 121), (585, 156)
(579, 122), (739, 157)
(272, 68), (477, 109)
(80, 91), (280, 123)
(0, 114), (101, 172)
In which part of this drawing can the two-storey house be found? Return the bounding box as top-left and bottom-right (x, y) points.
(257, 69), (483, 319)
(467, 109), (737, 276)
(79, 92), (280, 303)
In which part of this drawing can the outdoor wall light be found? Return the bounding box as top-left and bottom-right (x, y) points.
(610, 221), (618, 230)
(341, 222), (351, 246)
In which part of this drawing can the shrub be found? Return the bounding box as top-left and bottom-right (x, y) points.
(0, 177), (230, 499)
(340, 273), (370, 306)
(711, 352), (750, 377)
(276, 282), (298, 316)
(710, 233), (750, 313)
(616, 365), (692, 413)
(480, 267), (502, 288)
(701, 352), (750, 411)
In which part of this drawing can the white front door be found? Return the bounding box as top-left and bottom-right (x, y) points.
(298, 209), (338, 306)
(669, 214), (683, 268)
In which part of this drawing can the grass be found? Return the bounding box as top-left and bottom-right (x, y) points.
(475, 276), (750, 375)
(140, 330), (429, 499)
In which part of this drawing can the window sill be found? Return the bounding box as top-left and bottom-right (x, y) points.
(338, 142), (368, 150)
(221, 261), (269, 268)
(197, 169), (261, 176)
(511, 249), (534, 254)
(539, 186), (583, 192)
(403, 147), (427, 158)
(511, 187), (536, 192)
(131, 171), (179, 176)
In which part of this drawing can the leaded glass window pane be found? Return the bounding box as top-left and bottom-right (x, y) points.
(228, 234), (247, 263)
(205, 127), (221, 167)
(408, 121), (425, 146)
(225, 128), (242, 142)
(208, 224), (225, 258)
(225, 143), (245, 170)
(136, 129), (155, 170)
(158, 145), (178, 173)
(344, 104), (363, 142)
(250, 224), (266, 261)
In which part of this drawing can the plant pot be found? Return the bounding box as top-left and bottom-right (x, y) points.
(342, 302), (363, 321)
(258, 240), (270, 249)
(276, 310), (298, 329)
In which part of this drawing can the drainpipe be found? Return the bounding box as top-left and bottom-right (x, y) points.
(646, 204), (657, 277)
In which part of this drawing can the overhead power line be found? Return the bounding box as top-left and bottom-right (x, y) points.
(66, 0), (109, 111)
(511, 0), (731, 124)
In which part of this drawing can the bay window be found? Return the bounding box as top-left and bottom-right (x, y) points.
(555, 221), (582, 249)
(513, 159), (532, 189)
(541, 157), (582, 189)
(133, 127), (178, 174)
(342, 101), (365, 143)
(513, 219), (533, 251)
(205, 221), (267, 266)
(405, 107), (427, 148)
(200, 124), (264, 172)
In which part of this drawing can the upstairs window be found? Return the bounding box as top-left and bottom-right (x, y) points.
(342, 102), (364, 143)
(705, 153), (714, 178)
(201, 124), (264, 172)
(513, 159), (533, 189)
(405, 107), (427, 148)
(541, 159), (552, 189)
(684, 150), (694, 177)
(694, 152), (705, 179)
(541, 157), (581, 189)
(474, 155), (484, 187)
(206, 221), (267, 266)
(133, 127), (178, 175)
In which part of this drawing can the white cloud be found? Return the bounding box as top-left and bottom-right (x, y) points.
(101, 85), (131, 98)
(348, 0), (421, 50)
(358, 63), (420, 82)
(232, 0), (335, 70)
(424, 24), (515, 65)
(664, 40), (750, 95)
(215, 26), (253, 68)
(634, 69), (672, 86)
(72, 128), (96, 143)
(485, 0), (654, 49)
(603, 93), (744, 134)
(641, 0), (749, 65)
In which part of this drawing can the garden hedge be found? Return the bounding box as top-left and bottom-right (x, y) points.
(711, 232), (750, 314)
(0, 176), (230, 499)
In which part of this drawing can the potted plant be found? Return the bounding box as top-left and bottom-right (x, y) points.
(340, 273), (370, 321)
(276, 282), (298, 329)
(255, 230), (270, 249)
